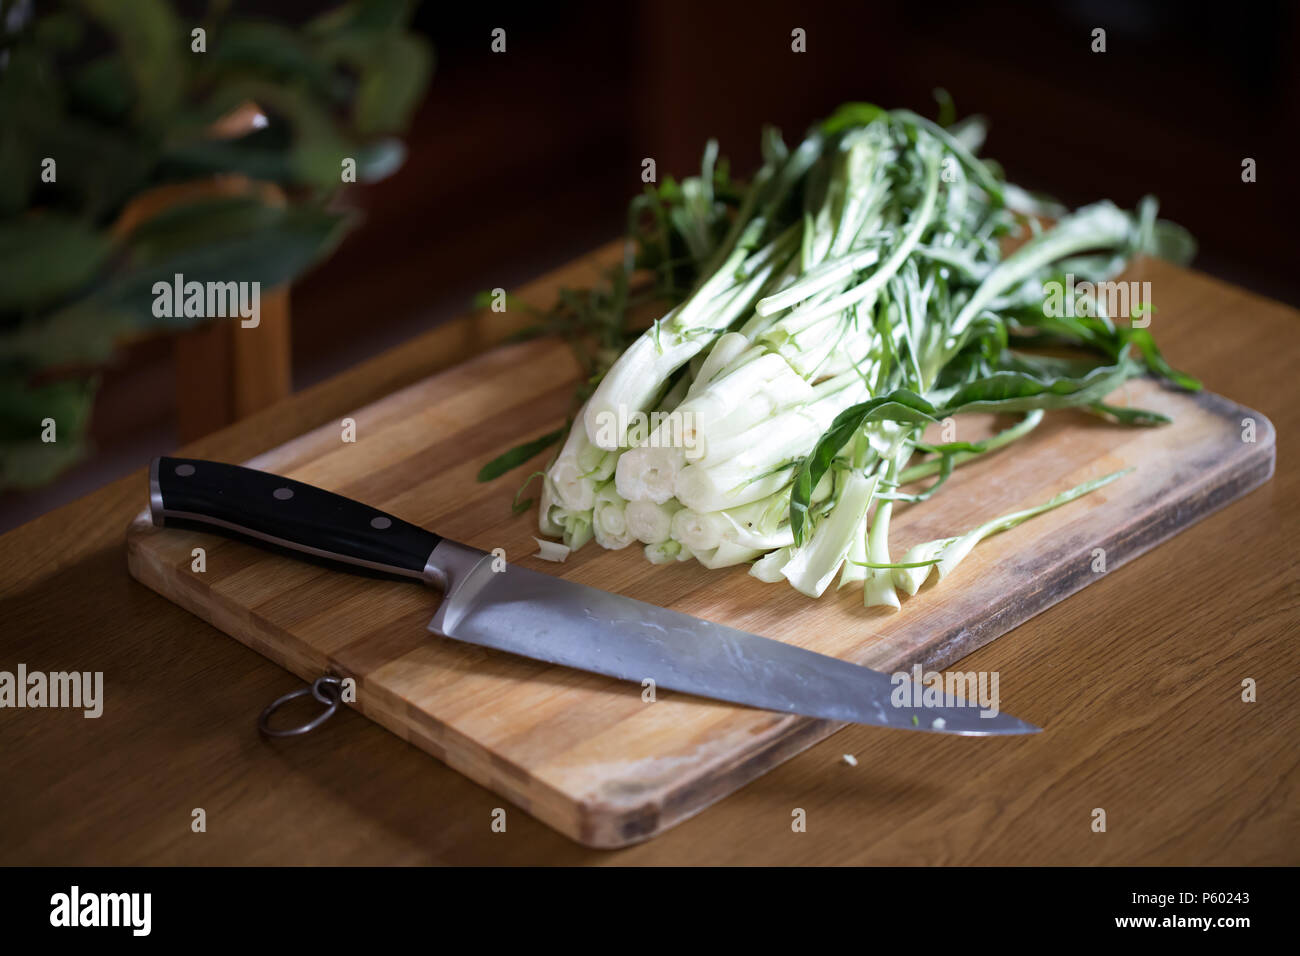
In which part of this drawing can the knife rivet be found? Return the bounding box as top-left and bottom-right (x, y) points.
(175, 463), (195, 477)
(370, 516), (392, 529)
(273, 487), (294, 500)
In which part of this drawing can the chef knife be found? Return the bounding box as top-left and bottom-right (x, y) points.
(149, 456), (1038, 735)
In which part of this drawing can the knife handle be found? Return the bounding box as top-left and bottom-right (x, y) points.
(149, 456), (441, 582)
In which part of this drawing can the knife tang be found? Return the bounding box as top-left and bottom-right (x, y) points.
(150, 456), (442, 582)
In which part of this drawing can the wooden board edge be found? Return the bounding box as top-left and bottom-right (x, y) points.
(125, 512), (597, 844)
(566, 398), (1278, 847)
(123, 398), (1278, 850)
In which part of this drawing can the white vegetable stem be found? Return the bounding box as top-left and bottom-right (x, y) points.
(894, 469), (1131, 592)
(674, 370), (870, 512)
(592, 481), (636, 550)
(759, 145), (941, 331)
(750, 545), (794, 582)
(615, 445), (683, 504)
(782, 472), (879, 597)
(583, 228), (796, 449)
(615, 350), (812, 501)
(685, 332), (751, 399)
(643, 540), (684, 564)
(549, 401), (615, 512)
(537, 473), (565, 538)
(625, 498), (682, 544)
(692, 540), (764, 569)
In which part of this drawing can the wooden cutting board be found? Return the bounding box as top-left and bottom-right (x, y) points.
(125, 335), (1275, 847)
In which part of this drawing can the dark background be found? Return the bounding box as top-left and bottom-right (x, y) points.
(4, 0), (1297, 530)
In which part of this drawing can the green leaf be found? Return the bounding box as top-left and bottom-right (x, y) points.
(121, 195), (290, 262)
(34, 12), (86, 51)
(5, 104), (157, 219)
(1121, 327), (1201, 391)
(0, 203), (353, 368)
(791, 390), (939, 545)
(933, 87), (956, 128)
(1149, 220), (1196, 266)
(1089, 402), (1171, 426)
(1132, 195), (1197, 266)
(0, 376), (95, 441)
(163, 121), (404, 189)
(939, 356), (1141, 416)
(168, 80), (350, 188)
(68, 55), (135, 122)
(75, 0), (183, 128)
(821, 102), (887, 134)
(111, 204), (353, 322)
(477, 428), (565, 482)
(307, 0), (417, 36)
(0, 377), (97, 490)
(892, 108), (1005, 206)
(0, 131), (33, 217)
(0, 217), (112, 313)
(351, 34), (433, 136)
(0, 306), (138, 368)
(1, 435), (90, 491)
(210, 20), (342, 102)
(161, 138), (299, 185)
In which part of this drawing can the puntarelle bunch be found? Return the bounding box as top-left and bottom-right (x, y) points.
(483, 101), (1199, 605)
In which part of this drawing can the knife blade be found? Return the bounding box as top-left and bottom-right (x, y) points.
(149, 456), (1038, 736)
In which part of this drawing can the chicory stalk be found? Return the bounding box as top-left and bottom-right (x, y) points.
(625, 497), (682, 545)
(675, 461), (795, 515)
(548, 401), (611, 512)
(614, 445), (683, 504)
(656, 349), (814, 469)
(583, 226), (798, 449)
(760, 144), (942, 331)
(892, 469), (1130, 593)
(838, 518), (870, 589)
(610, 367), (698, 503)
(936, 469), (1128, 579)
(684, 332), (752, 399)
(670, 506), (726, 553)
(862, 435), (920, 608)
(592, 481), (636, 550)
(677, 369), (871, 502)
(554, 506), (593, 552)
(510, 102), (1195, 612)
(643, 539), (684, 564)
(671, 480), (799, 553)
(862, 511), (900, 608)
(750, 545), (794, 582)
(538, 473), (565, 538)
(692, 540), (764, 570)
(892, 538), (952, 595)
(782, 472), (880, 597)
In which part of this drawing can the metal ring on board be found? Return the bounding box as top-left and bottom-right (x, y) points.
(258, 675), (344, 738)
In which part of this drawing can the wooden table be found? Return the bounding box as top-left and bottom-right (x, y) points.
(1, 247), (1296, 865)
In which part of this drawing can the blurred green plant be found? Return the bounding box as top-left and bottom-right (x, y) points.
(0, 0), (433, 490)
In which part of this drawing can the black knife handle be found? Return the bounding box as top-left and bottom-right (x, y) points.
(150, 456), (441, 582)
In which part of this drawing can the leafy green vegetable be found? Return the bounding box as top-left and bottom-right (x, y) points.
(478, 98), (1200, 608)
(477, 428), (566, 482)
(791, 391), (939, 544)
